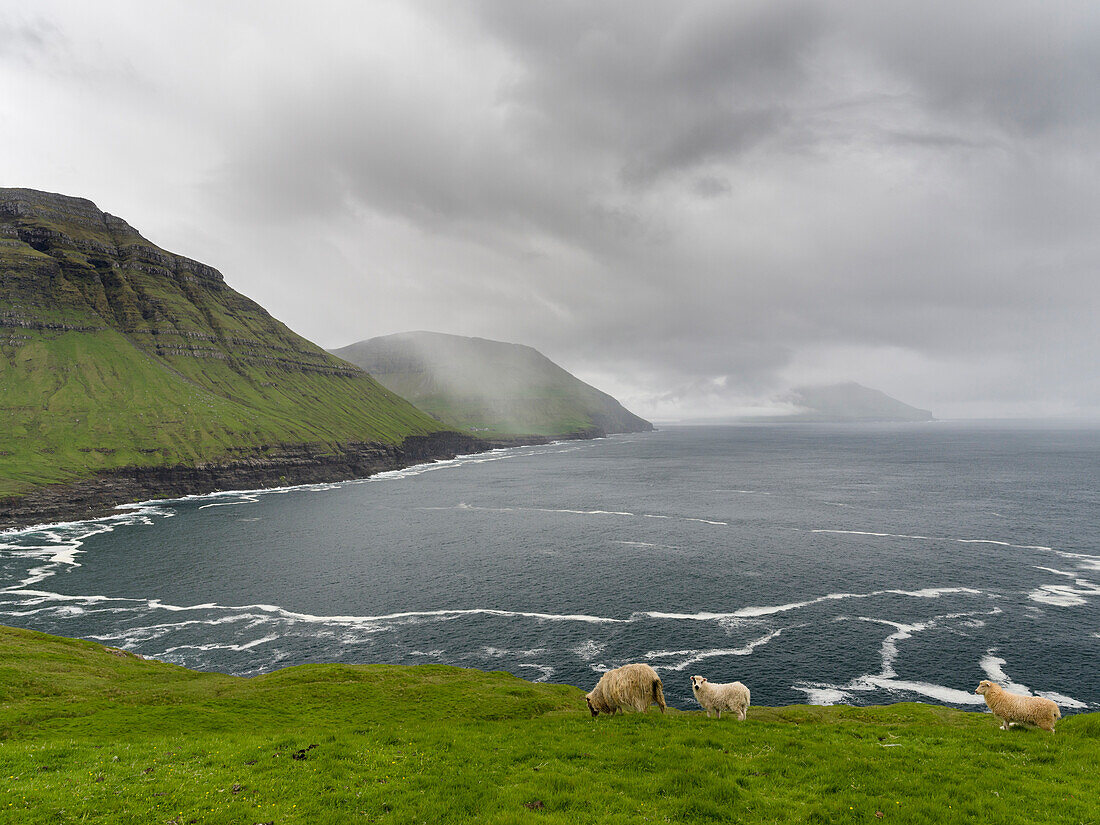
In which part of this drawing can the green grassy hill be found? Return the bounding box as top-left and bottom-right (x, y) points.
(2, 625), (1097, 824)
(0, 188), (446, 504)
(331, 331), (654, 438)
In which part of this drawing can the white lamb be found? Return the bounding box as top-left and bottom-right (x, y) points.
(586, 663), (667, 716)
(690, 675), (750, 720)
(975, 680), (1060, 733)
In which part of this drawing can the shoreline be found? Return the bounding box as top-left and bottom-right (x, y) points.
(0, 428), (608, 533)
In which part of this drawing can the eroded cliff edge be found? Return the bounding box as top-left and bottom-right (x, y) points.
(0, 432), (543, 530)
(1, 189), (574, 529)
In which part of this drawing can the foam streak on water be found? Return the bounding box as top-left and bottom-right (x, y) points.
(2, 425), (1098, 711)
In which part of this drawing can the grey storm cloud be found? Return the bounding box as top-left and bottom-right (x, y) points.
(1, 0), (1098, 419)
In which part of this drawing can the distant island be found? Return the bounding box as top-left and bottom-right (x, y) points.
(676, 383), (934, 425)
(331, 331), (653, 439)
(748, 383), (934, 423)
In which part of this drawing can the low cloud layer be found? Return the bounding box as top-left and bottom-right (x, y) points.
(2, 1), (1098, 419)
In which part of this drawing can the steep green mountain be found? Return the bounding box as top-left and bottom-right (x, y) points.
(0, 188), (459, 522)
(331, 331), (654, 438)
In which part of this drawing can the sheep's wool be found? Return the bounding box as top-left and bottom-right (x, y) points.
(691, 676), (751, 721)
(976, 681), (1060, 732)
(586, 663), (667, 716)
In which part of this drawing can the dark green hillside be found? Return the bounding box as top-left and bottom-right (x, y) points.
(332, 331), (654, 438)
(0, 188), (446, 508)
(2, 625), (1098, 824)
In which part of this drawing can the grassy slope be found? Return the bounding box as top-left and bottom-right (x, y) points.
(2, 626), (1097, 824)
(0, 191), (443, 498)
(0, 327), (438, 497)
(332, 332), (653, 438)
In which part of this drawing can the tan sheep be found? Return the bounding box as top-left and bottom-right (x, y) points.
(586, 663), (667, 716)
(690, 675), (750, 720)
(975, 680), (1061, 733)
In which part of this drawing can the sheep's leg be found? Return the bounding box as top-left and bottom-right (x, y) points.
(705, 709), (712, 718)
(999, 718), (1010, 730)
(738, 708), (747, 721)
(716, 708), (722, 719)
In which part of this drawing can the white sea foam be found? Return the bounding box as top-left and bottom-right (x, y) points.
(793, 685), (850, 705)
(198, 495), (259, 510)
(812, 528), (1055, 553)
(481, 646), (548, 658)
(3, 448), (1095, 714)
(639, 587), (983, 623)
(573, 640), (606, 661)
(437, 503), (728, 526)
(642, 513), (728, 526)
(860, 677), (986, 706)
(1037, 690), (1087, 709)
(161, 634), (279, 654)
(1028, 578), (1100, 607)
(1034, 566), (1076, 577)
(0, 583), (987, 652)
(0, 439), (580, 548)
(5, 589), (633, 628)
(517, 663), (556, 682)
(0, 504), (173, 589)
(980, 652), (1029, 692)
(795, 608), (1005, 708)
(814, 528), (1100, 566)
(644, 629), (785, 671)
(84, 613), (271, 641)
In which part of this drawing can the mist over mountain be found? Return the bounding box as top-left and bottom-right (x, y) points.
(0, 188), (475, 527)
(331, 331), (653, 438)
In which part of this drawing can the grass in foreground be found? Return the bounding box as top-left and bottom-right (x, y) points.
(1, 625), (1098, 824)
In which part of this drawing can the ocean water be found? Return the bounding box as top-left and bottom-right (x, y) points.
(2, 423), (1098, 712)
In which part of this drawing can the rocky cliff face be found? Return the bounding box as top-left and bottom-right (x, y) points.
(0, 432), (502, 530)
(0, 188), (485, 527)
(0, 189), (357, 377)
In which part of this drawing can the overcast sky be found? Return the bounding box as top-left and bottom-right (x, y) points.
(2, 1), (1098, 420)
